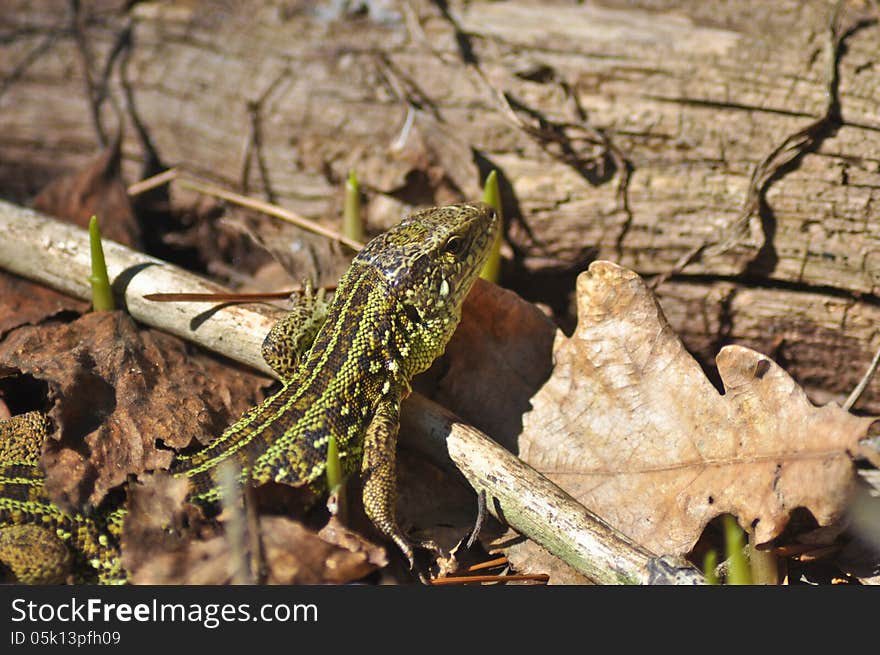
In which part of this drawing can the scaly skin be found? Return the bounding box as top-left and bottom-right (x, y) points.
(0, 202), (498, 583)
(0, 412), (125, 583)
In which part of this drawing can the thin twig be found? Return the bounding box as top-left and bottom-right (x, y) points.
(127, 168), (178, 197)
(844, 341), (880, 410)
(69, 0), (108, 146)
(132, 170), (365, 276)
(0, 29), (60, 101)
(466, 556), (508, 572)
(240, 68), (289, 202)
(143, 290), (296, 302)
(176, 178), (364, 252)
(430, 573), (549, 585)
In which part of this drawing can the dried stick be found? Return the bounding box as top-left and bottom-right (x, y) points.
(176, 178), (364, 252)
(845, 343), (880, 411)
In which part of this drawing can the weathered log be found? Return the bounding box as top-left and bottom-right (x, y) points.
(1, 2), (879, 404)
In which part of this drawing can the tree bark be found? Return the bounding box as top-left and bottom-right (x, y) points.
(2, 0), (880, 410)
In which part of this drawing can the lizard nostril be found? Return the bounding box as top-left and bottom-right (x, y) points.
(402, 303), (423, 325)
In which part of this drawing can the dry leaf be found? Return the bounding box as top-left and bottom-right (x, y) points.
(0, 311), (269, 509)
(32, 136), (141, 248)
(261, 516), (380, 584)
(0, 271), (88, 337)
(121, 471), (205, 580)
(125, 472), (382, 585)
(394, 448), (486, 557)
(318, 515), (388, 570)
(520, 261), (876, 555)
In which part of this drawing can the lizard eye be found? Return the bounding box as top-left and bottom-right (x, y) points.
(443, 235), (464, 256)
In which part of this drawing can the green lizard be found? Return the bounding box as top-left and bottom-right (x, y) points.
(0, 202), (498, 583)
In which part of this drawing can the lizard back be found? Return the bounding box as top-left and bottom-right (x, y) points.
(173, 264), (404, 500)
(173, 202), (498, 503)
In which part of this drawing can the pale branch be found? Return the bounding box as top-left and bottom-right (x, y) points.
(0, 199), (703, 584)
(0, 199), (280, 376)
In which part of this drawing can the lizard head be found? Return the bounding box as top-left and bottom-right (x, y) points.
(355, 201), (498, 315)
(353, 202), (499, 368)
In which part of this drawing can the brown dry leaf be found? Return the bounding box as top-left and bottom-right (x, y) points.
(261, 516), (380, 584)
(317, 515), (388, 570)
(121, 471), (205, 580)
(132, 519), (381, 585)
(520, 261), (876, 555)
(0, 271), (88, 337)
(125, 473), (382, 584)
(32, 135), (141, 248)
(123, 471), (227, 585)
(0, 311), (269, 509)
(395, 448), (486, 557)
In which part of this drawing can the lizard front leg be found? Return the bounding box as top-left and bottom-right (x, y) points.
(361, 396), (410, 564)
(261, 281), (330, 381)
(361, 395), (438, 574)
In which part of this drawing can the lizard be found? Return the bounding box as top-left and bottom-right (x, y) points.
(0, 202), (498, 584)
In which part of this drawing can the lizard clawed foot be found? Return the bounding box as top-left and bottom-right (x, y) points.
(394, 535), (444, 583)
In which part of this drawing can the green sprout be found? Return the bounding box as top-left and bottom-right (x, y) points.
(748, 528), (779, 585)
(479, 170), (503, 283)
(724, 515), (752, 585)
(702, 516), (755, 585)
(703, 550), (719, 585)
(88, 215), (115, 311)
(325, 433), (347, 523)
(326, 434), (342, 493)
(343, 169), (364, 244)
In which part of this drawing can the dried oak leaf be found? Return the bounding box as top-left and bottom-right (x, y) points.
(520, 261), (876, 555)
(0, 270), (87, 338)
(0, 310), (269, 509)
(125, 473), (381, 584)
(32, 135), (141, 248)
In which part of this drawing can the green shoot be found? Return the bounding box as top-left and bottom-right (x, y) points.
(343, 169), (364, 244)
(724, 515), (752, 585)
(88, 215), (115, 311)
(326, 434), (342, 493)
(325, 433), (346, 523)
(479, 170), (503, 283)
(703, 550), (719, 585)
